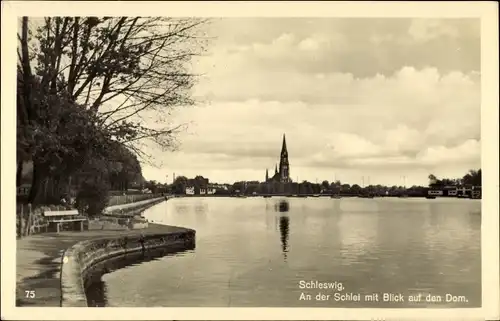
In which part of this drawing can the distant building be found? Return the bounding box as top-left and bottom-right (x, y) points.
(265, 134), (291, 183)
(443, 186), (457, 197)
(471, 186), (481, 199)
(428, 184), (481, 199)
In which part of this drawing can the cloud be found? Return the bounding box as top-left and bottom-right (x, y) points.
(140, 18), (481, 186)
(408, 19), (460, 42)
(198, 18), (479, 78)
(159, 66), (480, 177)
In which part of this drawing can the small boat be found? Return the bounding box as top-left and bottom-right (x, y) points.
(311, 194), (320, 198)
(263, 195), (272, 198)
(425, 195), (436, 199)
(331, 194), (342, 199)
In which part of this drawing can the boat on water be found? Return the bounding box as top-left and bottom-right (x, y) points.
(263, 195), (272, 198)
(425, 195), (436, 199)
(331, 194), (342, 199)
(311, 194), (320, 198)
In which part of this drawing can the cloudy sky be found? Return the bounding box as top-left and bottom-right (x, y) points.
(142, 18), (481, 187)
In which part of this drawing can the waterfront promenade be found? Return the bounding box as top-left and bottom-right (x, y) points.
(16, 224), (187, 307)
(15, 197), (189, 307)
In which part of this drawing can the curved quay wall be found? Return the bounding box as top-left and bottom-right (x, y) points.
(60, 228), (196, 306)
(59, 196), (197, 306)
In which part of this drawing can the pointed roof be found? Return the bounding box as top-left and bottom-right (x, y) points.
(275, 163), (278, 174)
(281, 133), (287, 154)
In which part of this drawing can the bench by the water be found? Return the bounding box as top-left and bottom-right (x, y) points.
(43, 210), (88, 233)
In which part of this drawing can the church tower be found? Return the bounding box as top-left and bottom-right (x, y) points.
(265, 168), (269, 182)
(279, 133), (290, 182)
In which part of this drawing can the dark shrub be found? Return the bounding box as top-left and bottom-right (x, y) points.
(76, 180), (110, 217)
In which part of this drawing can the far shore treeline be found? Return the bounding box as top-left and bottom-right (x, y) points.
(167, 169), (481, 197)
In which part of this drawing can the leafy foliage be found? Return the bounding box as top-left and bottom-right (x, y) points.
(171, 175), (188, 194)
(17, 16), (209, 205)
(75, 180), (110, 217)
(428, 169), (481, 187)
(30, 16), (209, 156)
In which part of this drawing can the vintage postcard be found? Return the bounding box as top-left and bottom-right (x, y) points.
(1, 1), (498, 320)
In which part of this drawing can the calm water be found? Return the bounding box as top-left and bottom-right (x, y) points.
(88, 197), (481, 307)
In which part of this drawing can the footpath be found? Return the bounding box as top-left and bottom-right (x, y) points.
(15, 199), (185, 307)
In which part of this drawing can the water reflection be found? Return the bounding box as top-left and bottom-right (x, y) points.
(272, 199), (290, 260)
(279, 215), (290, 260)
(85, 243), (195, 307)
(274, 199), (290, 212)
(106, 197), (481, 307)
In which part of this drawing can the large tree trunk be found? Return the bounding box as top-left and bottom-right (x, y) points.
(16, 161), (24, 187)
(28, 162), (44, 205)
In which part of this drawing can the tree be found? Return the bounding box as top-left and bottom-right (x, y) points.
(462, 169), (481, 186)
(350, 184), (362, 194)
(428, 174), (440, 186)
(232, 181), (245, 194)
(321, 180), (330, 191)
(28, 17), (209, 154)
(108, 142), (143, 191)
(17, 17), (210, 203)
(17, 68), (113, 204)
(172, 175), (188, 194)
(75, 160), (111, 216)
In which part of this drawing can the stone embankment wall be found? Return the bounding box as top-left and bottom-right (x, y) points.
(103, 197), (166, 216)
(60, 229), (196, 307)
(89, 197), (166, 230)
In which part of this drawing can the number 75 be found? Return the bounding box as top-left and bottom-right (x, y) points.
(25, 290), (35, 298)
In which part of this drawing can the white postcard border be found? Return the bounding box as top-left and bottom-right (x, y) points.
(1, 1), (498, 320)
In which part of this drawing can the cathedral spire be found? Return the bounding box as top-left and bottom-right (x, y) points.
(279, 133), (290, 182)
(281, 133), (287, 154)
(265, 168), (269, 182)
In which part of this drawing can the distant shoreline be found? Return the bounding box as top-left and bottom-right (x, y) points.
(168, 194), (480, 199)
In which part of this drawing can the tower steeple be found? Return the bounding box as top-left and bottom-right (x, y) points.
(281, 133), (288, 155)
(279, 133), (290, 182)
(275, 163), (278, 175)
(265, 168), (269, 182)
